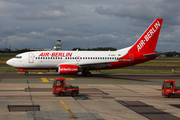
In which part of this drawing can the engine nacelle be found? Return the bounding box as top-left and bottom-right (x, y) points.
(58, 64), (78, 75)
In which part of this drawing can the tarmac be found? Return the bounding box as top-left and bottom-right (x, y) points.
(0, 71), (180, 120)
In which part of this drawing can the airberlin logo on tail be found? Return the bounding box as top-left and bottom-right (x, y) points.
(137, 21), (161, 52)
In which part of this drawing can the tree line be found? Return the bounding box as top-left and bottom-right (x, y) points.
(72, 47), (117, 51)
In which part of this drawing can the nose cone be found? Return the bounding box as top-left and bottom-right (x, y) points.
(6, 59), (14, 67)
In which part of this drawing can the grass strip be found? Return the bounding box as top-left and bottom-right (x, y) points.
(136, 61), (180, 67)
(91, 69), (180, 74)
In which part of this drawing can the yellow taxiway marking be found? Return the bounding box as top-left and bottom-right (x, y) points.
(65, 78), (75, 80)
(49, 78), (75, 81)
(60, 101), (78, 120)
(17, 72), (36, 74)
(41, 78), (50, 82)
(38, 72), (43, 74)
(17, 72), (23, 74)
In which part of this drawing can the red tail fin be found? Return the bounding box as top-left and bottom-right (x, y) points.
(129, 18), (163, 53)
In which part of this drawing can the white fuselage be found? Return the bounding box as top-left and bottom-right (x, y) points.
(6, 46), (131, 70)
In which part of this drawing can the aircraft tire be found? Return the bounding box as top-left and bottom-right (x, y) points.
(82, 71), (86, 76)
(87, 72), (91, 77)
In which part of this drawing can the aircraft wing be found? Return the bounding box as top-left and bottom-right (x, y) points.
(78, 59), (130, 69)
(143, 52), (172, 57)
(58, 59), (131, 69)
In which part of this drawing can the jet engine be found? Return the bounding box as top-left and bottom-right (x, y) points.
(58, 64), (79, 75)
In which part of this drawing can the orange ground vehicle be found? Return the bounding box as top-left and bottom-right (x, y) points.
(162, 79), (180, 98)
(52, 78), (79, 97)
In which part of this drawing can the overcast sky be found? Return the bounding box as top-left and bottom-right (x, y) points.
(0, 0), (180, 52)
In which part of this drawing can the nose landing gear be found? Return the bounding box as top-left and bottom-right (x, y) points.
(25, 71), (28, 76)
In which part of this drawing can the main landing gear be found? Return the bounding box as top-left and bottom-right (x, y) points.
(82, 70), (91, 77)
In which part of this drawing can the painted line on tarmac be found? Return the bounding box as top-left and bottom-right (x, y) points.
(17, 72), (24, 74)
(17, 72), (37, 74)
(49, 78), (75, 81)
(38, 72), (43, 74)
(60, 101), (78, 120)
(40, 78), (50, 82)
(65, 78), (75, 80)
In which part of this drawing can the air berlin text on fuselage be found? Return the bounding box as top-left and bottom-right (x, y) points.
(38, 52), (72, 57)
(137, 21), (161, 52)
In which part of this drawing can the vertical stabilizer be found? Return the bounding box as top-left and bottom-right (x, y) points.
(129, 18), (163, 54)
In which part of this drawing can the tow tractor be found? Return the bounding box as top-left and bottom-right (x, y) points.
(52, 78), (79, 97)
(162, 79), (180, 98)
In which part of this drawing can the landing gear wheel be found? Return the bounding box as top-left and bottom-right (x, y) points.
(87, 72), (91, 77)
(82, 71), (86, 76)
(71, 91), (77, 97)
(25, 71), (28, 76)
(168, 93), (174, 98)
(59, 92), (64, 96)
(82, 71), (91, 77)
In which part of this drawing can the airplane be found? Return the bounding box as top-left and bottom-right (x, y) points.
(6, 18), (164, 76)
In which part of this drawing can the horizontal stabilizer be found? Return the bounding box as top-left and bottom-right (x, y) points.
(143, 52), (172, 57)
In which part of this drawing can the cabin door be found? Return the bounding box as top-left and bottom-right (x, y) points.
(129, 54), (134, 63)
(29, 53), (34, 63)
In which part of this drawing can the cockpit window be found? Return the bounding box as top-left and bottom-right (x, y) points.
(14, 56), (22, 59)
